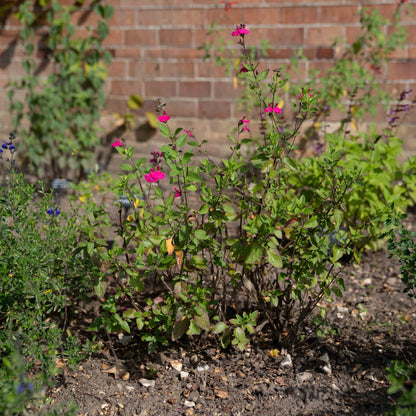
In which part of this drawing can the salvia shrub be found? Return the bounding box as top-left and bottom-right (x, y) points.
(73, 8), (416, 354)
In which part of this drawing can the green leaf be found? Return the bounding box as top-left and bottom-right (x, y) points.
(127, 94), (143, 110)
(158, 122), (171, 137)
(94, 281), (106, 297)
(213, 321), (227, 334)
(113, 313), (130, 333)
(172, 317), (190, 341)
(245, 242), (262, 265)
(220, 327), (231, 348)
(332, 286), (343, 297)
(256, 69), (269, 81)
(187, 319), (201, 335)
(267, 248), (283, 268)
(304, 217), (318, 229)
(176, 133), (188, 147)
(193, 306), (210, 332)
(120, 163), (133, 171)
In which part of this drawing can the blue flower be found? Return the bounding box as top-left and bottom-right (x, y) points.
(2, 141), (8, 149)
(47, 207), (60, 216)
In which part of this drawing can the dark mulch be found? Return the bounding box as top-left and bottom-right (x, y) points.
(45, 235), (416, 416)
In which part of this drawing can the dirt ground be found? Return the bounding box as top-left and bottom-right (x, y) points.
(42, 228), (416, 416)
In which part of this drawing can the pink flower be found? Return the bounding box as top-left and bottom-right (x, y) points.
(264, 103), (282, 114)
(184, 129), (192, 137)
(144, 166), (166, 183)
(111, 139), (124, 147)
(298, 88), (312, 100)
(174, 187), (181, 198)
(238, 116), (250, 132)
(232, 24), (249, 37)
(158, 110), (170, 123)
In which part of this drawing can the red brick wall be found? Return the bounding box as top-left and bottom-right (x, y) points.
(1, 0), (415, 155)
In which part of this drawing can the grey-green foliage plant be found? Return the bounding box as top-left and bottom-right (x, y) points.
(0, 134), (100, 415)
(7, 0), (114, 182)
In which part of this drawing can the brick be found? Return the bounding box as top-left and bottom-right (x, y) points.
(179, 81), (211, 97)
(103, 29), (123, 46)
(242, 7), (280, 25)
(107, 61), (127, 78)
(280, 6), (318, 25)
(144, 47), (204, 60)
(159, 29), (193, 47)
(207, 8), (244, 26)
(213, 80), (243, 99)
(0, 30), (20, 45)
(116, 48), (142, 59)
(197, 62), (230, 78)
(111, 80), (142, 96)
(199, 100), (231, 118)
(164, 99), (197, 117)
(104, 97), (129, 113)
(306, 27), (344, 46)
(111, 9), (136, 26)
(128, 61), (159, 79)
(255, 27), (303, 45)
(145, 80), (177, 97)
(138, 9), (171, 26)
(316, 47), (334, 59)
(388, 62), (416, 80)
(320, 6), (358, 24)
(71, 9), (100, 26)
(171, 9), (206, 26)
(345, 26), (365, 45)
(125, 29), (157, 46)
(159, 62), (195, 78)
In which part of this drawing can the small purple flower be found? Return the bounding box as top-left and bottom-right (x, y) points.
(2, 141), (8, 150)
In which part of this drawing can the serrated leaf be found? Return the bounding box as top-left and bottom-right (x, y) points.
(172, 317), (190, 341)
(127, 94), (143, 110)
(267, 248), (283, 268)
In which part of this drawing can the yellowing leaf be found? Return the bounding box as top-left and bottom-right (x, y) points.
(134, 197), (140, 208)
(314, 122), (321, 130)
(145, 112), (158, 129)
(94, 184), (100, 191)
(350, 105), (359, 116)
(278, 99), (284, 108)
(269, 349), (279, 357)
(351, 118), (357, 131)
(127, 94), (143, 110)
(79, 195), (86, 203)
(126, 215), (133, 222)
(233, 75), (238, 90)
(175, 250), (184, 268)
(166, 238), (175, 255)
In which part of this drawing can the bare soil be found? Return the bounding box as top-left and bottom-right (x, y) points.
(43, 239), (416, 416)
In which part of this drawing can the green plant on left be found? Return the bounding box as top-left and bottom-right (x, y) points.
(0, 133), (100, 415)
(7, 0), (114, 181)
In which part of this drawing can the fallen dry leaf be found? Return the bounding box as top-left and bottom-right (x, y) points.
(214, 387), (229, 399)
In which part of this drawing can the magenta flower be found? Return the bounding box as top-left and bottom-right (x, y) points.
(145, 166), (166, 183)
(112, 139), (124, 147)
(239, 63), (249, 73)
(232, 24), (249, 37)
(184, 129), (192, 137)
(264, 103), (282, 114)
(298, 88), (312, 100)
(238, 116), (250, 132)
(174, 187), (181, 198)
(158, 110), (170, 123)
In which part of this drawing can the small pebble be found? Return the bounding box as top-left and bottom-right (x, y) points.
(280, 354), (292, 369)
